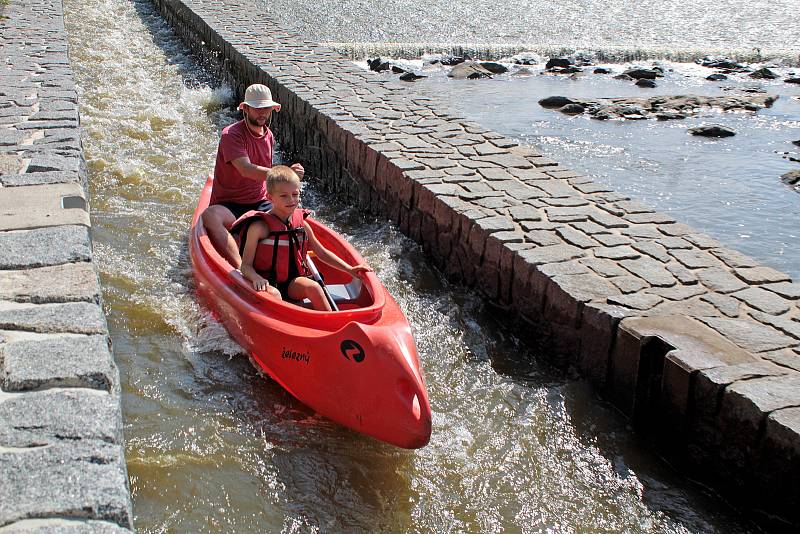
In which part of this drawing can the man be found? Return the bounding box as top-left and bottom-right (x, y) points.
(202, 83), (305, 267)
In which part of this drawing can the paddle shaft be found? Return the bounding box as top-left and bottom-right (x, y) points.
(306, 255), (339, 311)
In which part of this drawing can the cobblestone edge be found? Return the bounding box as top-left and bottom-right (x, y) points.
(0, 0), (134, 531)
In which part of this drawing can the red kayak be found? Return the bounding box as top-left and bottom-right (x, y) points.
(189, 175), (432, 448)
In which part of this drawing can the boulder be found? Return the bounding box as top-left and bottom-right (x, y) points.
(656, 112), (687, 120)
(594, 67), (611, 74)
(480, 62), (508, 74)
(448, 61), (493, 79)
(750, 67), (778, 79)
(399, 72), (426, 82)
(559, 103), (586, 115)
(688, 124), (736, 137)
(546, 57), (573, 69)
(513, 53), (540, 65)
(391, 65), (408, 74)
(439, 55), (467, 66)
(622, 68), (661, 80)
(701, 57), (746, 70)
(792, 140), (800, 147)
(781, 170), (800, 186)
(636, 79), (657, 88)
(785, 77), (800, 84)
(706, 73), (728, 81)
(367, 57), (391, 72)
(538, 96), (578, 109)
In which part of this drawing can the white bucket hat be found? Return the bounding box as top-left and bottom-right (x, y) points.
(238, 84), (281, 111)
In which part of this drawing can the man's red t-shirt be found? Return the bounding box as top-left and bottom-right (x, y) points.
(210, 120), (274, 205)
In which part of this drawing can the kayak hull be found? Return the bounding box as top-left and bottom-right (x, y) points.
(189, 175), (431, 448)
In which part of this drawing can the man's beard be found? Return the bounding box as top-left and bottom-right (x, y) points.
(245, 113), (268, 128)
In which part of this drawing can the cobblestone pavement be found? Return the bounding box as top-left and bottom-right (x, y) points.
(0, 0), (133, 530)
(152, 0), (800, 525)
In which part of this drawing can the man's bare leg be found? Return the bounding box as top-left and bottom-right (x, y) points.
(201, 205), (242, 268)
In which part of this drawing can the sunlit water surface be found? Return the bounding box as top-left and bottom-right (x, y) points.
(63, 0), (764, 531)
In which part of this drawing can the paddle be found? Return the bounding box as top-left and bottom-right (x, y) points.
(306, 255), (339, 312)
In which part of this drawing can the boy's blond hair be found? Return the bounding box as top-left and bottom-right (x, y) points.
(266, 165), (300, 193)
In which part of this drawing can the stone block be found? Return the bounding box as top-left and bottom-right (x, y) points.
(0, 302), (106, 335)
(717, 374), (800, 471)
(731, 287), (792, 315)
(0, 388), (122, 447)
(0, 183), (89, 231)
(1, 334), (117, 392)
(578, 303), (634, 389)
(518, 244), (585, 266)
(545, 273), (619, 327)
(699, 317), (795, 353)
(619, 257), (677, 287)
(0, 441), (132, 529)
(734, 266), (791, 285)
(660, 349), (726, 440)
(0, 262), (100, 304)
(0, 226), (91, 269)
(755, 407), (800, 522)
(610, 316), (755, 419)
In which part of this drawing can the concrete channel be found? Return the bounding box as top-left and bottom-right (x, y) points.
(1, 0), (799, 530)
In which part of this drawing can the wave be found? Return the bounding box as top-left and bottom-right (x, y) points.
(323, 42), (800, 66)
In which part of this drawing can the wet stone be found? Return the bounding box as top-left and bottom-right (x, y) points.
(732, 287), (792, 315)
(734, 266), (791, 284)
(700, 317), (796, 352)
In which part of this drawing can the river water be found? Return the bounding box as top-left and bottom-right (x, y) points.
(63, 0), (770, 532)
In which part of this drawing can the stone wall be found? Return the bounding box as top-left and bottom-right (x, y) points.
(155, 0), (797, 528)
(0, 0), (133, 531)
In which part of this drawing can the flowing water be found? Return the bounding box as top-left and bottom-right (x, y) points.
(63, 0), (768, 531)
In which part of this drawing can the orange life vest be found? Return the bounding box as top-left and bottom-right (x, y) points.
(231, 209), (311, 284)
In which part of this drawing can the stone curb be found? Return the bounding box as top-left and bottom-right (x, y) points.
(0, 0), (133, 531)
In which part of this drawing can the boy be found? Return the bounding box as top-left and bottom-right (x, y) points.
(233, 166), (372, 311)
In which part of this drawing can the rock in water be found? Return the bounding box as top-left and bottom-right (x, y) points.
(594, 67), (611, 74)
(448, 61), (493, 79)
(546, 57), (573, 69)
(688, 125), (736, 137)
(538, 96), (578, 108)
(399, 72), (426, 82)
(636, 79), (657, 88)
(785, 77), (800, 84)
(781, 170), (800, 185)
(792, 140), (800, 147)
(367, 57), (390, 72)
(480, 62), (508, 74)
(559, 103), (586, 115)
(622, 68), (660, 80)
(750, 67), (778, 79)
(706, 73), (728, 81)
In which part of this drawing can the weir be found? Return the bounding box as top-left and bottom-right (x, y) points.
(149, 0), (800, 527)
(1, 0), (798, 530)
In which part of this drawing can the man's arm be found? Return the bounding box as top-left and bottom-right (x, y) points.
(231, 156), (272, 182)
